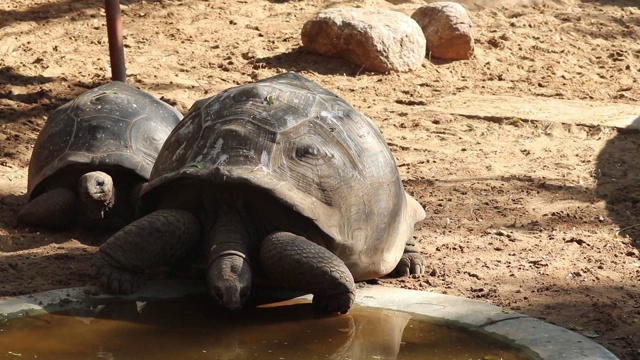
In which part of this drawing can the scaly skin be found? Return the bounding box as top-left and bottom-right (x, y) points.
(17, 187), (76, 229)
(260, 231), (355, 314)
(92, 209), (201, 294)
(206, 210), (356, 314)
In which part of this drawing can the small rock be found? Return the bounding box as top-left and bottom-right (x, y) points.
(496, 229), (509, 236)
(411, 2), (475, 60)
(301, 7), (426, 72)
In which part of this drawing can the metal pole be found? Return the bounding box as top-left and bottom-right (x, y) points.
(105, 0), (126, 82)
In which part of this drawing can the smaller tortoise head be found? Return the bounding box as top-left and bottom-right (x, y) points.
(78, 171), (115, 219)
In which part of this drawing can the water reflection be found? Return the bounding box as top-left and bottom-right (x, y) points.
(87, 298), (410, 360)
(0, 296), (531, 360)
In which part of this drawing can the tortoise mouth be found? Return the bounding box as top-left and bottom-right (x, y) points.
(86, 189), (109, 201)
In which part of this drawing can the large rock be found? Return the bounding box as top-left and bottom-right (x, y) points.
(301, 8), (426, 73)
(411, 2), (474, 60)
(424, 0), (545, 9)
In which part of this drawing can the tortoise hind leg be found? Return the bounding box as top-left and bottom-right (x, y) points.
(392, 237), (426, 277)
(92, 209), (201, 294)
(17, 188), (76, 229)
(260, 232), (355, 314)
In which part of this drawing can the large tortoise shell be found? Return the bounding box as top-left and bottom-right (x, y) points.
(142, 73), (424, 280)
(27, 81), (182, 199)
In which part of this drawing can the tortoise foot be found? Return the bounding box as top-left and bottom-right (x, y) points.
(261, 231), (356, 314)
(312, 291), (355, 314)
(393, 251), (426, 277)
(92, 255), (140, 294)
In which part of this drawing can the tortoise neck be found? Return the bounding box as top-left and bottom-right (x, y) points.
(206, 206), (250, 263)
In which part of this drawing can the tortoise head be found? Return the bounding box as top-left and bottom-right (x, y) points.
(78, 171), (115, 219)
(207, 253), (252, 311)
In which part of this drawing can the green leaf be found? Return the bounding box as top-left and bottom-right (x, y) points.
(483, 356), (504, 360)
(582, 330), (601, 338)
(5, 173), (23, 181)
(265, 95), (275, 105)
(188, 162), (206, 169)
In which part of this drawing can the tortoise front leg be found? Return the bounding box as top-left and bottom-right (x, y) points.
(260, 232), (355, 314)
(17, 187), (76, 229)
(92, 209), (201, 294)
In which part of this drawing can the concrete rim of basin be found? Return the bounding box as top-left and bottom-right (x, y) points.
(0, 281), (619, 360)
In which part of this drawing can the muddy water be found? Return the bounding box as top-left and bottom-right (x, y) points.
(0, 295), (532, 359)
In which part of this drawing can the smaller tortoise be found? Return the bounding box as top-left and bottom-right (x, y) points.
(18, 81), (182, 229)
(93, 72), (425, 314)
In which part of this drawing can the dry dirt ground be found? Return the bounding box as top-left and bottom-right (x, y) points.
(1, 0), (640, 358)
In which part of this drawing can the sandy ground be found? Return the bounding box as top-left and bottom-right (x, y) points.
(1, 0), (640, 358)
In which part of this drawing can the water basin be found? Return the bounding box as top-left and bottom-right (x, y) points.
(0, 294), (531, 360)
(0, 282), (620, 360)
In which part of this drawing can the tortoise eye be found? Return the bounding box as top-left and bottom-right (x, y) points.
(96, 179), (105, 187)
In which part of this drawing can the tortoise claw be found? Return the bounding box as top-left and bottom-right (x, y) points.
(312, 291), (355, 314)
(92, 256), (140, 294)
(393, 252), (426, 277)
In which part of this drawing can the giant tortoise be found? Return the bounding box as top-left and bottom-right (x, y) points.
(17, 81), (182, 229)
(92, 72), (425, 314)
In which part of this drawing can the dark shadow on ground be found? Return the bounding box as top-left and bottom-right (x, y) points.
(0, 66), (55, 87)
(0, 0), (101, 27)
(0, 209), (114, 250)
(0, 66), (94, 125)
(566, 0), (640, 40)
(404, 172), (602, 236)
(0, 248), (97, 297)
(0, 0), (160, 28)
(254, 46), (383, 76)
(0, 66), (193, 127)
(580, 0), (638, 6)
(505, 283), (640, 360)
(596, 124), (640, 246)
